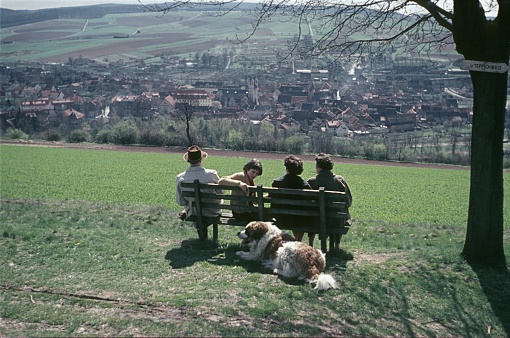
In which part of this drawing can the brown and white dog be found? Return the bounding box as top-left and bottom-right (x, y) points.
(236, 221), (338, 291)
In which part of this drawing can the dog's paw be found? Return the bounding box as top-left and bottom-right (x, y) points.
(273, 268), (284, 275)
(236, 251), (243, 256)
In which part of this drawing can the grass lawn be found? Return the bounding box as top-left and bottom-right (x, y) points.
(1, 144), (509, 336)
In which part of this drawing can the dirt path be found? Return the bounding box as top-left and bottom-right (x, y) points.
(2, 140), (473, 171)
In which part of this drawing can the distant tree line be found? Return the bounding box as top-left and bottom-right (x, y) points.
(5, 115), (509, 168)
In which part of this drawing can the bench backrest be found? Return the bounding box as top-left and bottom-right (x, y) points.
(180, 180), (349, 230)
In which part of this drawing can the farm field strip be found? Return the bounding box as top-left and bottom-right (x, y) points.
(0, 11), (303, 62)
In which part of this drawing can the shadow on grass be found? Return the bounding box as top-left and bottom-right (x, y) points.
(164, 238), (224, 269)
(164, 238), (266, 272)
(473, 266), (510, 336)
(213, 242), (268, 274)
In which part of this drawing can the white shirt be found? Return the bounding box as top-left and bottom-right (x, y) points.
(175, 165), (222, 217)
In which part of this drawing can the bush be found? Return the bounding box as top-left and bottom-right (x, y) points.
(110, 120), (139, 145)
(227, 130), (244, 150)
(46, 129), (61, 141)
(95, 130), (111, 144)
(139, 129), (168, 147)
(244, 138), (261, 151)
(283, 135), (304, 154)
(68, 130), (91, 143)
(5, 128), (29, 140)
(258, 138), (283, 152)
(165, 133), (188, 147)
(362, 143), (387, 161)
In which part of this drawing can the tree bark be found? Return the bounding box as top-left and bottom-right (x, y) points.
(453, 0), (509, 269)
(452, 0), (510, 268)
(462, 70), (507, 269)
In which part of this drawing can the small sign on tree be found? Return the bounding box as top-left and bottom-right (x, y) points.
(461, 60), (509, 73)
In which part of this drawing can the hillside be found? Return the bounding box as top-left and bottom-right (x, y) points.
(0, 5), (143, 28)
(0, 5), (299, 64)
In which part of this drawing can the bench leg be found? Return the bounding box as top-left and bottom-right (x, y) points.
(321, 237), (327, 253)
(335, 234), (342, 251)
(213, 224), (218, 242)
(197, 226), (208, 242)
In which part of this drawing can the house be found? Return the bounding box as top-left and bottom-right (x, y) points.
(40, 87), (64, 100)
(110, 95), (152, 118)
(386, 116), (416, 132)
(174, 89), (213, 107)
(20, 98), (53, 112)
(62, 108), (84, 117)
(158, 95), (176, 114)
(52, 99), (75, 112)
(326, 119), (349, 136)
(278, 84), (308, 105)
(385, 110), (417, 132)
(216, 87), (249, 108)
(341, 108), (366, 133)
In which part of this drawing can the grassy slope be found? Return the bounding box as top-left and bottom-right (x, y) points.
(1, 144), (509, 336)
(0, 11), (296, 62)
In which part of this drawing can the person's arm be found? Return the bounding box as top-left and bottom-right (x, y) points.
(336, 176), (352, 208)
(344, 181), (353, 208)
(175, 176), (187, 206)
(218, 172), (242, 186)
(219, 172), (249, 193)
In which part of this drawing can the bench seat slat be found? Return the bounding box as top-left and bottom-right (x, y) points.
(183, 192), (259, 204)
(198, 202), (259, 213)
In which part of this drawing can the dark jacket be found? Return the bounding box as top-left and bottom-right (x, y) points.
(271, 174), (312, 226)
(307, 170), (353, 208)
(272, 174), (311, 190)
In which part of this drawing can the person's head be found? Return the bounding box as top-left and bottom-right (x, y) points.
(183, 145), (208, 165)
(243, 159), (263, 180)
(284, 155), (304, 175)
(315, 153), (334, 171)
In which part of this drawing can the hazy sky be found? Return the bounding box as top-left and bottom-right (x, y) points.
(1, 0), (498, 16)
(1, 1), (141, 10)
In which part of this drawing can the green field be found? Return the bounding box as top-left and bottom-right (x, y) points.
(1, 144), (509, 336)
(1, 144), (509, 228)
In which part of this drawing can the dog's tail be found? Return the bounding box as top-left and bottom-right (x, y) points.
(314, 273), (338, 291)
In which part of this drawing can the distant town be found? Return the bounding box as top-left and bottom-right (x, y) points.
(1, 48), (509, 166)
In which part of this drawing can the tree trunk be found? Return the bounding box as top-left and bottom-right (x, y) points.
(453, 0), (508, 269)
(462, 70), (507, 269)
(186, 118), (192, 147)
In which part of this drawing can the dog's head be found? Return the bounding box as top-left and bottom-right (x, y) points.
(237, 221), (270, 244)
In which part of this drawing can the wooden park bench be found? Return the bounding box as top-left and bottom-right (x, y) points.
(180, 179), (351, 253)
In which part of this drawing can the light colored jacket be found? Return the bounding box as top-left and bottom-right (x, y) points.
(176, 165), (222, 217)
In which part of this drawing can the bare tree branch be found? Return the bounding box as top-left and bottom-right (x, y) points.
(413, 0), (453, 29)
(137, 0), (500, 61)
